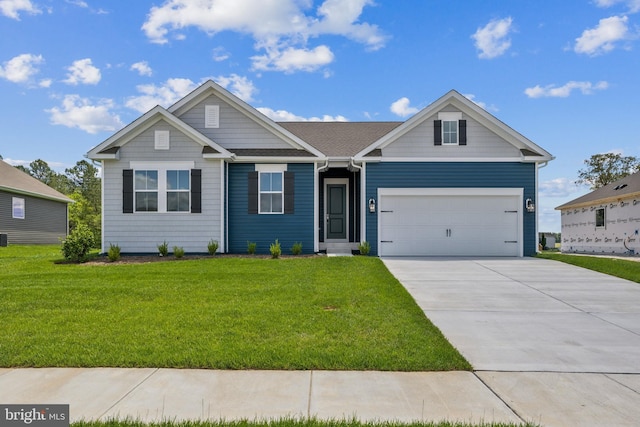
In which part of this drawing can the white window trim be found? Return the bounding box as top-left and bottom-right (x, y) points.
(258, 171), (284, 214)
(12, 197), (25, 219)
(155, 130), (170, 150)
(130, 162), (194, 213)
(205, 105), (220, 129)
(438, 112), (462, 145)
(255, 164), (287, 215)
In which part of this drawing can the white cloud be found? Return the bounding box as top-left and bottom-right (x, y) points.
(462, 93), (498, 112)
(539, 177), (586, 198)
(63, 58), (101, 85)
(141, 0), (386, 73)
(66, 0), (88, 7)
(0, 53), (44, 84)
(213, 74), (257, 102)
(0, 0), (41, 19)
(130, 61), (153, 76)
(125, 78), (199, 113)
(595, 0), (640, 13)
(38, 78), (52, 88)
(524, 81), (609, 98)
(471, 17), (514, 59)
(390, 97), (418, 117)
(212, 46), (230, 62)
(251, 45), (334, 73)
(257, 107), (347, 122)
(47, 95), (123, 134)
(574, 15), (630, 55)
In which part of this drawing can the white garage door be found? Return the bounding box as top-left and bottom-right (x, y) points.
(378, 188), (522, 257)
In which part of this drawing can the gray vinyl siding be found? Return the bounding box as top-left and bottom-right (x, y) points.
(382, 111), (522, 158)
(365, 162), (537, 256)
(177, 94), (292, 150)
(102, 121), (222, 254)
(0, 190), (68, 244)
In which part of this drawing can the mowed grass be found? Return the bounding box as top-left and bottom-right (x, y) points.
(71, 419), (538, 427)
(537, 252), (640, 283)
(0, 245), (470, 371)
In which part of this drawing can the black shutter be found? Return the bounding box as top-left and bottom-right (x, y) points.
(459, 120), (467, 145)
(434, 120), (442, 145)
(248, 171), (258, 214)
(123, 169), (133, 213)
(284, 171), (294, 214)
(191, 169), (202, 213)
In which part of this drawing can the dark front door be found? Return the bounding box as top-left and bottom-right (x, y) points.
(327, 184), (347, 239)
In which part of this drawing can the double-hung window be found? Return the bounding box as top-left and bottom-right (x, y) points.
(259, 171), (283, 214)
(167, 170), (190, 212)
(442, 120), (458, 144)
(135, 170), (158, 212)
(434, 112), (466, 146)
(12, 197), (25, 219)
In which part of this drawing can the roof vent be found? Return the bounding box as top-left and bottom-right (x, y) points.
(614, 184), (628, 190)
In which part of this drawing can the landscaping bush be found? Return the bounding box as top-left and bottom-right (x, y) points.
(207, 239), (219, 255)
(173, 246), (185, 258)
(107, 243), (121, 262)
(61, 224), (95, 263)
(358, 241), (371, 256)
(270, 239), (281, 258)
(291, 241), (303, 255)
(158, 241), (169, 257)
(247, 241), (257, 254)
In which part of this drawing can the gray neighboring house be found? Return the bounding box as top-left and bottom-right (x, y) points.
(556, 171), (640, 255)
(0, 160), (73, 245)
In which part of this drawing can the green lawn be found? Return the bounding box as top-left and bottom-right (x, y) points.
(537, 252), (640, 283)
(0, 245), (470, 371)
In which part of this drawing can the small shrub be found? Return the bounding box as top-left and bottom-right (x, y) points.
(61, 224), (95, 263)
(207, 239), (219, 255)
(270, 239), (281, 259)
(247, 241), (257, 255)
(107, 243), (121, 262)
(158, 241), (169, 257)
(173, 246), (185, 258)
(358, 241), (371, 256)
(291, 242), (303, 255)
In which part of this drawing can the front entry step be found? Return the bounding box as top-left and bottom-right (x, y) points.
(321, 242), (359, 256)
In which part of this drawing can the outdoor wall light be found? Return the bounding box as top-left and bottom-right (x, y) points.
(525, 198), (535, 213)
(369, 198), (376, 213)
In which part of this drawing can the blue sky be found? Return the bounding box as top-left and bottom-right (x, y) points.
(1, 0), (640, 232)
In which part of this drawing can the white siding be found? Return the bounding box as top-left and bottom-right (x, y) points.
(560, 200), (640, 254)
(102, 121), (222, 254)
(382, 111), (522, 158)
(178, 94), (292, 150)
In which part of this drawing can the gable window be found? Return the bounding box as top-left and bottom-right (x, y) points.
(260, 172), (283, 214)
(595, 207), (605, 228)
(12, 197), (25, 219)
(135, 170), (158, 212)
(434, 112), (466, 146)
(167, 170), (190, 212)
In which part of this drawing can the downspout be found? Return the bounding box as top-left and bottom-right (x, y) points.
(315, 159), (329, 253)
(349, 158), (364, 244)
(535, 160), (550, 254)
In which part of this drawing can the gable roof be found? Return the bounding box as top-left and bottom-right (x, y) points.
(87, 106), (233, 160)
(0, 160), (72, 203)
(556, 171), (640, 210)
(278, 122), (403, 157)
(168, 80), (325, 158)
(353, 90), (554, 162)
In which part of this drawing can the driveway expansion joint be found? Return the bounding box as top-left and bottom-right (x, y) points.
(98, 367), (160, 420)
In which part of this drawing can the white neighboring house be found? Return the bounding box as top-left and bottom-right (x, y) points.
(556, 171), (640, 255)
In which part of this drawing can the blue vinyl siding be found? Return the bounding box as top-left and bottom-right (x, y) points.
(365, 162), (537, 256)
(228, 163), (315, 254)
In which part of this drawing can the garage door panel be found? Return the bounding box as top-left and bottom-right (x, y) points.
(379, 192), (521, 257)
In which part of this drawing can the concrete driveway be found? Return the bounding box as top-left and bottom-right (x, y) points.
(383, 257), (640, 426)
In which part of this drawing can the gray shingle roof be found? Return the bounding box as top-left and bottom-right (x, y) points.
(277, 122), (403, 157)
(0, 160), (73, 203)
(556, 170), (640, 210)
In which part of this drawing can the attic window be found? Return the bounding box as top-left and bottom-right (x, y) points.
(614, 184), (628, 191)
(434, 112), (466, 146)
(205, 105), (220, 129)
(155, 130), (170, 150)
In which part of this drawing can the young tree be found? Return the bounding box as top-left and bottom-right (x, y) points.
(576, 153), (640, 189)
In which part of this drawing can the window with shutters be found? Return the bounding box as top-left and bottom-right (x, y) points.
(135, 170), (158, 212)
(126, 162), (198, 214)
(259, 172), (283, 214)
(205, 105), (220, 128)
(166, 170), (190, 212)
(434, 112), (466, 146)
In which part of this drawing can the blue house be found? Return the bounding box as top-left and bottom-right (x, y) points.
(87, 81), (553, 256)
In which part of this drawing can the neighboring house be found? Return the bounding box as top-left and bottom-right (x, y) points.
(556, 171), (640, 255)
(538, 232), (557, 250)
(0, 160), (73, 245)
(87, 80), (553, 257)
